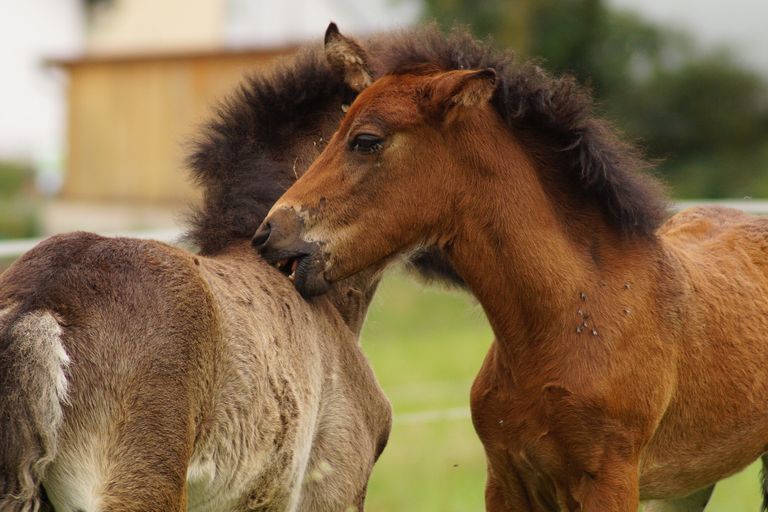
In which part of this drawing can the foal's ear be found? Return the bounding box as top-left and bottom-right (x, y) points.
(425, 68), (498, 122)
(324, 22), (373, 92)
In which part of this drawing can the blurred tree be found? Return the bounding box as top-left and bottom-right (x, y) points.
(0, 162), (41, 240)
(422, 0), (768, 198)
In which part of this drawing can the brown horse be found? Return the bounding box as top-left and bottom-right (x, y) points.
(0, 37), (394, 512)
(256, 25), (768, 511)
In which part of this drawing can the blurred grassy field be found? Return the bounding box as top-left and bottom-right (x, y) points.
(361, 272), (762, 511)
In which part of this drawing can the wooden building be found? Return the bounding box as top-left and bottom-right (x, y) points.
(52, 46), (297, 204)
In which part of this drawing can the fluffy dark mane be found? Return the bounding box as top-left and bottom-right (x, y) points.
(186, 49), (348, 254)
(186, 25), (667, 270)
(369, 26), (668, 238)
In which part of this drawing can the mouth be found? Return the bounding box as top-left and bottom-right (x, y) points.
(258, 242), (331, 298)
(273, 255), (305, 282)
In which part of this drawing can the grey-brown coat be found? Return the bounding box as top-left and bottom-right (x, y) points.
(0, 233), (390, 512)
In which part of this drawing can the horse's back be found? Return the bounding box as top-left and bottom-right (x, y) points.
(661, 206), (768, 279)
(659, 206), (757, 241)
(641, 208), (768, 495)
(0, 232), (216, 511)
(660, 205), (768, 365)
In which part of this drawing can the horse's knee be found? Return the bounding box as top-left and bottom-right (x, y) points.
(574, 460), (640, 512)
(485, 465), (541, 512)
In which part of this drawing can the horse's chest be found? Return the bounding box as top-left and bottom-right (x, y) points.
(471, 386), (599, 511)
(470, 369), (563, 477)
(469, 356), (623, 509)
(472, 397), (572, 511)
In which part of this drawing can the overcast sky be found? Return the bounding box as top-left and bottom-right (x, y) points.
(608, 0), (768, 76)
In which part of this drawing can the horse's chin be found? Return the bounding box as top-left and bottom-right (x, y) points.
(293, 252), (332, 298)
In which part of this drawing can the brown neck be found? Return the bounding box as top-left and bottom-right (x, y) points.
(442, 115), (660, 361)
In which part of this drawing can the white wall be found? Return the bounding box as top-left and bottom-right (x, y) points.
(86, 0), (225, 54)
(225, 0), (421, 47)
(0, 0), (82, 163)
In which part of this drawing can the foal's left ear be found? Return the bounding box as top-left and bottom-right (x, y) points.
(324, 22), (374, 92)
(425, 68), (498, 122)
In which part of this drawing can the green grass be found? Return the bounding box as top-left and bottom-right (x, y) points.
(362, 273), (763, 511)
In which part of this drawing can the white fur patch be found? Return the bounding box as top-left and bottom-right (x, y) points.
(11, 312), (107, 512)
(45, 439), (105, 512)
(0, 309), (74, 512)
(0, 305), (12, 322)
(187, 456), (217, 483)
(11, 311), (71, 424)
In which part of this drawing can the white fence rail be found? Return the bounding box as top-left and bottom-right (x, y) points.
(674, 199), (768, 214)
(2, 200), (768, 261)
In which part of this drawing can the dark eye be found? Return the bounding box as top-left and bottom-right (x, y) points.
(350, 133), (384, 154)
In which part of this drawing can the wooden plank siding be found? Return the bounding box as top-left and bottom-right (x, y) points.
(55, 47), (297, 203)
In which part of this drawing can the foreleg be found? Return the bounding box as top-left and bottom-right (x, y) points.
(641, 486), (715, 512)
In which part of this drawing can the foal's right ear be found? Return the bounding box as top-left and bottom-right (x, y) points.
(423, 68), (498, 123)
(324, 22), (374, 93)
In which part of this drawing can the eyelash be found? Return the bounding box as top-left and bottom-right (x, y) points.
(350, 133), (384, 154)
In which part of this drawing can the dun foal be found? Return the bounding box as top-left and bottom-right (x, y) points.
(256, 26), (768, 511)
(0, 40), (391, 512)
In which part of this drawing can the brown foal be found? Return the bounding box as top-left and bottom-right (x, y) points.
(255, 25), (768, 511)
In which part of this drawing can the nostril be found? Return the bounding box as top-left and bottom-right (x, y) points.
(252, 222), (272, 248)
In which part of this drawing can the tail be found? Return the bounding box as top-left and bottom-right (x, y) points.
(760, 453), (768, 512)
(0, 307), (70, 512)
(761, 453), (768, 512)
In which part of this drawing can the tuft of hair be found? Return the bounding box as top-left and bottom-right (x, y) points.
(761, 453), (768, 512)
(369, 25), (668, 239)
(185, 48), (349, 255)
(0, 307), (70, 512)
(405, 248), (465, 288)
